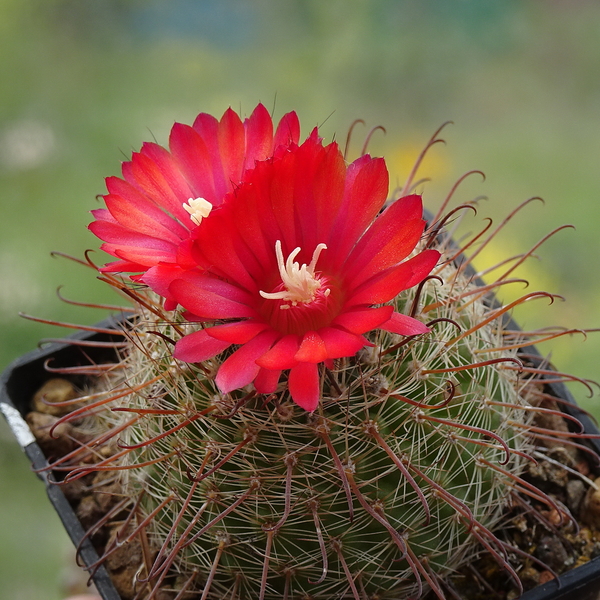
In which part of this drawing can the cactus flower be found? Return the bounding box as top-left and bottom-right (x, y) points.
(89, 104), (301, 305)
(171, 132), (440, 411)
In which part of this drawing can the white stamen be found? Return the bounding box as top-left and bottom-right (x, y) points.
(260, 240), (329, 308)
(183, 197), (213, 226)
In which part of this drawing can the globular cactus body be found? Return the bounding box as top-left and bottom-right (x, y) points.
(38, 107), (593, 600)
(97, 258), (533, 599)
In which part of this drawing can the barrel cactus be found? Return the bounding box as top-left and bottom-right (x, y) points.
(39, 106), (594, 600)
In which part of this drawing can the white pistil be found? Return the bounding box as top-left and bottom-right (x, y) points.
(260, 240), (330, 309)
(182, 197), (213, 226)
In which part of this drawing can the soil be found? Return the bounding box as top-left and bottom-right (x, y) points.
(434, 399), (600, 600)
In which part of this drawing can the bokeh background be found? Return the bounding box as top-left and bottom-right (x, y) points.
(1, 1), (600, 598)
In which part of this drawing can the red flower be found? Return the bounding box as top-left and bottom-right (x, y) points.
(89, 104), (300, 304)
(170, 132), (440, 411)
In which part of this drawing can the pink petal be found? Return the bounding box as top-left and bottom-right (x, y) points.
(100, 259), (147, 273)
(380, 312), (430, 336)
(103, 193), (183, 245)
(256, 335), (300, 370)
(124, 147), (192, 225)
(294, 331), (328, 363)
(141, 264), (188, 299)
(193, 210), (260, 292)
(141, 142), (197, 209)
(288, 362), (320, 412)
(91, 207), (117, 223)
(174, 329), (232, 363)
(109, 245), (177, 267)
(347, 200), (426, 287)
(254, 367), (281, 394)
(332, 305), (394, 335)
(206, 321), (268, 344)
(105, 176), (189, 238)
(216, 330), (279, 394)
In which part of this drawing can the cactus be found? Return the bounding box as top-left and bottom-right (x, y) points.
(36, 108), (596, 600)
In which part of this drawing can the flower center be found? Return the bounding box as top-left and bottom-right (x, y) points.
(260, 240), (330, 309)
(182, 197), (212, 226)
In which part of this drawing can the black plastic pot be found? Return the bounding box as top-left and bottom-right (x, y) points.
(0, 318), (123, 600)
(1, 317), (600, 600)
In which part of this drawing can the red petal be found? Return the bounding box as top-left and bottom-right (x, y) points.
(348, 250), (440, 305)
(229, 182), (277, 270)
(216, 330), (279, 394)
(174, 329), (231, 362)
(254, 367), (281, 394)
(218, 108), (245, 189)
(243, 103), (274, 169)
(327, 156), (388, 267)
(175, 237), (200, 271)
(288, 362), (320, 412)
(294, 331), (328, 363)
(169, 123), (219, 205)
(380, 312), (430, 336)
(109, 245), (177, 267)
(332, 305), (394, 335)
(273, 111), (300, 150)
(170, 273), (256, 319)
(90, 207), (116, 223)
(319, 327), (367, 359)
(105, 176), (189, 238)
(206, 321), (268, 344)
(256, 334), (300, 370)
(350, 196), (423, 270)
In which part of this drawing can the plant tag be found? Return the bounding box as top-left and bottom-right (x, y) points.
(0, 402), (35, 448)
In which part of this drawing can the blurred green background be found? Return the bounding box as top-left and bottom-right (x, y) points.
(1, 1), (600, 598)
